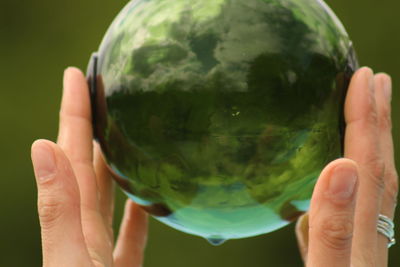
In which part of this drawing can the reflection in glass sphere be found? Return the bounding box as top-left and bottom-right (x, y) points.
(87, 0), (358, 244)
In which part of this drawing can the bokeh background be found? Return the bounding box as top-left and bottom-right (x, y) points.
(0, 0), (399, 266)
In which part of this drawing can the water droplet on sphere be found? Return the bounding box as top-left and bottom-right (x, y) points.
(207, 237), (227, 246)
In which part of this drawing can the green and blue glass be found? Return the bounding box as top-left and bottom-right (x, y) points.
(87, 0), (358, 245)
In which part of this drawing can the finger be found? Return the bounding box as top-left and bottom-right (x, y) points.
(57, 67), (113, 265)
(374, 74), (397, 217)
(295, 213), (309, 264)
(374, 73), (398, 265)
(93, 142), (115, 235)
(57, 67), (98, 211)
(31, 140), (92, 266)
(114, 200), (148, 267)
(307, 159), (359, 267)
(344, 67), (384, 264)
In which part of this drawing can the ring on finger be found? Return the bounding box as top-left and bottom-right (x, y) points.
(377, 214), (396, 248)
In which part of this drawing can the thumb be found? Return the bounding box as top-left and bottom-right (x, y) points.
(31, 140), (92, 267)
(306, 158), (359, 267)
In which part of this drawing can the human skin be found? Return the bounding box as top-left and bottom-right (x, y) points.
(295, 67), (398, 267)
(31, 66), (397, 267)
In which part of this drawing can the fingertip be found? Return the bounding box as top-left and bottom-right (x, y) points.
(32, 139), (55, 151)
(312, 158), (359, 207)
(31, 140), (57, 182)
(354, 66), (374, 90)
(374, 72), (392, 101)
(63, 67), (86, 92)
(125, 200), (148, 222)
(355, 66), (374, 78)
(64, 66), (84, 79)
(124, 200), (148, 240)
(331, 158), (358, 172)
(374, 72), (391, 89)
(345, 66), (379, 126)
(374, 72), (391, 81)
(31, 140), (68, 166)
(296, 213), (309, 243)
(327, 161), (358, 202)
(59, 65), (91, 122)
(31, 139), (56, 163)
(318, 158), (358, 185)
(296, 213), (309, 262)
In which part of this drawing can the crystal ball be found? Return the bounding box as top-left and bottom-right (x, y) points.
(87, 0), (358, 244)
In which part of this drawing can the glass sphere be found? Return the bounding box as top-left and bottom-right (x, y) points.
(88, 0), (358, 244)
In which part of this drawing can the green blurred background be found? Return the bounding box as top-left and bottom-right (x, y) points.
(0, 0), (398, 266)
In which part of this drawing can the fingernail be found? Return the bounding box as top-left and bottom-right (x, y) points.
(64, 67), (71, 75)
(32, 141), (56, 181)
(63, 67), (77, 83)
(383, 76), (392, 101)
(329, 165), (358, 200)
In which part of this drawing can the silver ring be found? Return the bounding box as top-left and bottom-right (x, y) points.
(377, 214), (396, 248)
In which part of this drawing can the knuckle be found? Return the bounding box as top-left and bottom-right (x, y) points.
(366, 157), (385, 190)
(379, 107), (392, 131)
(372, 159), (385, 180)
(91, 257), (106, 267)
(347, 99), (378, 127)
(37, 196), (65, 229)
(385, 169), (399, 204)
(319, 214), (354, 252)
(365, 100), (379, 125)
(351, 254), (376, 267)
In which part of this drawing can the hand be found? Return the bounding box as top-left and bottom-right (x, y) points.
(295, 68), (398, 266)
(31, 68), (148, 267)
